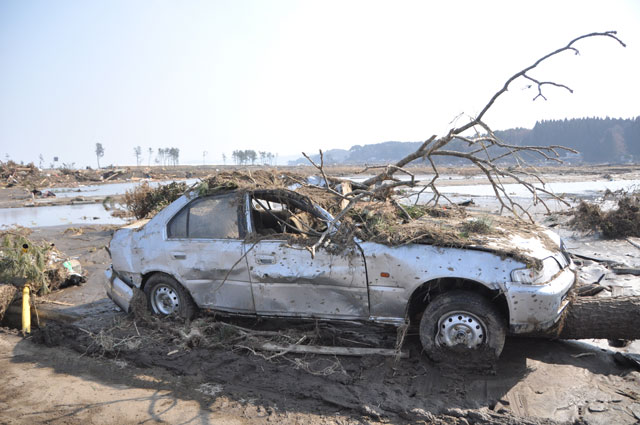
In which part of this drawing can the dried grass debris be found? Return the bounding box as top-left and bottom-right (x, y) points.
(0, 230), (86, 294)
(124, 181), (188, 219)
(0, 284), (17, 321)
(0, 160), (39, 187)
(460, 216), (493, 236)
(571, 191), (640, 238)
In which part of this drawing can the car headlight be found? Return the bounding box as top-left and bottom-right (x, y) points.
(511, 257), (561, 284)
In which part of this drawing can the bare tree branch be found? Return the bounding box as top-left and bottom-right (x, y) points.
(456, 31), (625, 133)
(302, 31), (625, 224)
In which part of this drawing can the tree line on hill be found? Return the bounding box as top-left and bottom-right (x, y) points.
(290, 117), (640, 165)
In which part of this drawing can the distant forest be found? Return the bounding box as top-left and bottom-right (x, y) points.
(291, 117), (640, 166)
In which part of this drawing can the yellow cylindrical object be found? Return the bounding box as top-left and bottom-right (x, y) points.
(22, 285), (31, 334)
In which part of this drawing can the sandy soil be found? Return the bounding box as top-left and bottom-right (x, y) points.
(1, 166), (640, 424)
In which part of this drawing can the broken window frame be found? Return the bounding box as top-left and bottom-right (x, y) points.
(245, 189), (333, 237)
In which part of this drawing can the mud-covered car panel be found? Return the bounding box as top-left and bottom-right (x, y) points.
(106, 187), (576, 334)
(246, 241), (368, 318)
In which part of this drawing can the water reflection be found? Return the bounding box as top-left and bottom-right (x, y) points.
(0, 203), (126, 228)
(46, 179), (199, 198)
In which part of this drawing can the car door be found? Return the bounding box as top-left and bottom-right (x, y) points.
(163, 192), (255, 313)
(243, 191), (369, 319)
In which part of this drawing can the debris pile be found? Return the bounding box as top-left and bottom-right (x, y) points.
(1, 161), (215, 190)
(0, 230), (86, 295)
(197, 170), (303, 194)
(571, 190), (640, 238)
(122, 171), (309, 219)
(0, 161), (39, 187)
(38, 305), (399, 367)
(0, 284), (17, 321)
(123, 181), (188, 219)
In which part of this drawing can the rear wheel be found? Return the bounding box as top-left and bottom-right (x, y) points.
(144, 274), (196, 319)
(419, 290), (506, 363)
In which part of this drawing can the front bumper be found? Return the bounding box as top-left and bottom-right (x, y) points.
(506, 266), (576, 334)
(104, 266), (134, 313)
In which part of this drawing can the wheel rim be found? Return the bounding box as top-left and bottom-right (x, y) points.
(436, 311), (486, 349)
(151, 284), (180, 315)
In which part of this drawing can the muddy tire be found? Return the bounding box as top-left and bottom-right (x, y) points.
(419, 290), (506, 363)
(144, 274), (196, 319)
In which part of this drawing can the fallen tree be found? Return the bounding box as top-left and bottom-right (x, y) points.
(557, 296), (640, 340)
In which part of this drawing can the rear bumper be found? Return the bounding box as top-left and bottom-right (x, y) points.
(507, 267), (576, 334)
(104, 266), (134, 313)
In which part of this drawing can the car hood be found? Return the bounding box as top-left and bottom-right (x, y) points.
(467, 226), (565, 264)
(348, 210), (565, 269)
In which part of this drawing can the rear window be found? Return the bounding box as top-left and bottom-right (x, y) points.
(167, 194), (239, 239)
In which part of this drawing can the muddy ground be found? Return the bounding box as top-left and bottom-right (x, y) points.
(1, 166), (640, 424)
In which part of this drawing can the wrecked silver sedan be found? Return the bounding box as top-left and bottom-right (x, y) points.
(105, 187), (576, 360)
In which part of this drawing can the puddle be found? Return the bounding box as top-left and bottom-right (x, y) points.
(345, 176), (640, 196)
(1, 178), (199, 228)
(46, 178), (199, 198)
(0, 203), (127, 228)
(420, 179), (640, 197)
(344, 174), (477, 183)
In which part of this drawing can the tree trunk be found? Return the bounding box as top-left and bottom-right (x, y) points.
(556, 296), (640, 340)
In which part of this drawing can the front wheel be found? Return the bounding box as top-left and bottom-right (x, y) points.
(419, 290), (506, 363)
(144, 274), (197, 319)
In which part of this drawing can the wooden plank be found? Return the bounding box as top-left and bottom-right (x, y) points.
(571, 253), (622, 266)
(612, 267), (640, 276)
(257, 342), (409, 358)
(340, 181), (352, 211)
(627, 238), (640, 250)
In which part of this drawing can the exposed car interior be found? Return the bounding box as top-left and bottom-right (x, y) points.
(249, 190), (328, 236)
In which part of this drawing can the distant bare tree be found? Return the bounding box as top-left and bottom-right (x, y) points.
(148, 147), (153, 166)
(95, 143), (104, 169)
(134, 146), (142, 166)
(167, 147), (180, 166)
(248, 150), (257, 165)
(157, 148), (164, 165)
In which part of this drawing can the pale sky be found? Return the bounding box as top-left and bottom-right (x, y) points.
(0, 0), (638, 167)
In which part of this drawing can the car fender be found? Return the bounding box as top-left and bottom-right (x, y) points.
(358, 242), (523, 322)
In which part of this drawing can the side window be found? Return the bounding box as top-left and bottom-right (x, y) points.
(167, 205), (188, 238)
(167, 194), (239, 239)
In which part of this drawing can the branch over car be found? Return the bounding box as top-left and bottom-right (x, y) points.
(105, 175), (576, 362)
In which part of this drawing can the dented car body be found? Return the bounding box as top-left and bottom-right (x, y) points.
(105, 188), (576, 358)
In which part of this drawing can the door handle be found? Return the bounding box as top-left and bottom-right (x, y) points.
(171, 252), (187, 260)
(257, 255), (275, 265)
